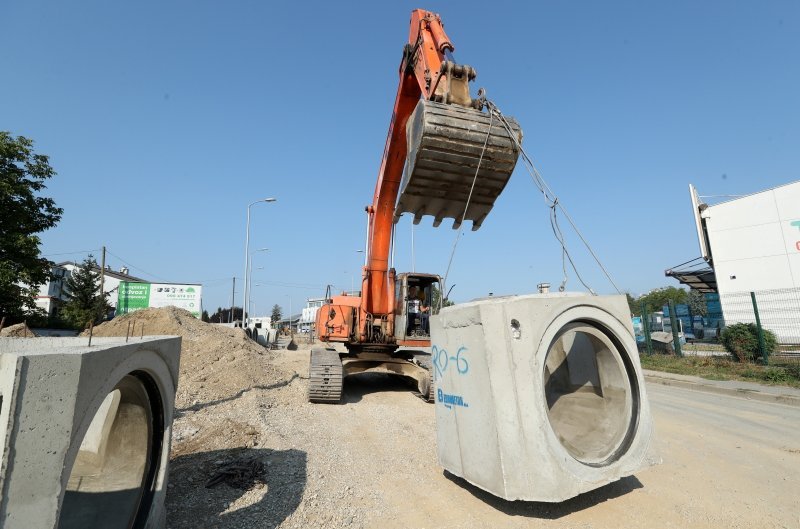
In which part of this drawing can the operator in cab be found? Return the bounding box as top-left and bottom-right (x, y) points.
(407, 285), (430, 335)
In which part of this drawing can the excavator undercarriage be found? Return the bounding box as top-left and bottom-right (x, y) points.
(308, 348), (434, 404)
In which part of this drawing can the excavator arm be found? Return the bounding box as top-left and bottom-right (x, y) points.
(363, 10), (455, 328)
(362, 9), (521, 336)
(310, 9), (522, 403)
(316, 9), (520, 347)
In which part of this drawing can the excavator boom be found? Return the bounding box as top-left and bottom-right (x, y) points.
(363, 9), (522, 323)
(311, 9), (522, 403)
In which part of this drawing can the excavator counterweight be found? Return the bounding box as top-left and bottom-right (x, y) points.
(397, 100), (522, 230)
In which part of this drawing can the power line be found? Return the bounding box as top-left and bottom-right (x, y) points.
(42, 249), (101, 258)
(251, 280), (329, 291)
(105, 249), (172, 282)
(190, 277), (240, 285)
(488, 99), (621, 294)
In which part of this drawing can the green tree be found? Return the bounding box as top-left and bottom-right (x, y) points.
(637, 286), (688, 313)
(208, 306), (242, 323)
(201, 309), (210, 322)
(0, 132), (63, 322)
(61, 256), (110, 328)
(430, 284), (454, 314)
(270, 304), (283, 326)
(625, 292), (638, 315)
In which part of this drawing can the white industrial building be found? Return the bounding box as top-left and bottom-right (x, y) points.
(35, 262), (145, 318)
(667, 181), (800, 342)
(298, 297), (326, 333)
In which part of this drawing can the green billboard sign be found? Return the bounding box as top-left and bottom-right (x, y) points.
(117, 282), (151, 314)
(117, 281), (202, 318)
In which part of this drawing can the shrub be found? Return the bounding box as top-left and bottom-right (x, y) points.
(762, 367), (790, 384)
(784, 363), (800, 379)
(720, 323), (777, 362)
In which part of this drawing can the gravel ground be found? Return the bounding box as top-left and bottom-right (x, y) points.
(83, 308), (798, 528)
(166, 341), (433, 529)
(164, 340), (800, 529)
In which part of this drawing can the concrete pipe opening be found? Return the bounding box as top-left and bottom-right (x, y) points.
(59, 371), (164, 529)
(542, 321), (638, 466)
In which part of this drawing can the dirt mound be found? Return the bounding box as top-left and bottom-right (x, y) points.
(86, 307), (286, 407)
(0, 323), (38, 337)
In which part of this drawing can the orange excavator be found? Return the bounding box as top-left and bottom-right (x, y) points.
(309, 9), (522, 403)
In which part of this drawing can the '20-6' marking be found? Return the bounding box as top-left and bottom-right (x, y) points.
(432, 345), (469, 379)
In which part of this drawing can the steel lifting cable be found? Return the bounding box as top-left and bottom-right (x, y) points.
(486, 100), (622, 295)
(441, 106), (495, 296)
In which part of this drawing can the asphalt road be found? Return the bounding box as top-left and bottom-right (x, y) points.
(322, 373), (800, 529)
(386, 379), (800, 529)
(633, 383), (800, 529)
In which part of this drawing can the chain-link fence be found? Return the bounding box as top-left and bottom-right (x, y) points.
(634, 287), (800, 366)
(721, 288), (800, 349)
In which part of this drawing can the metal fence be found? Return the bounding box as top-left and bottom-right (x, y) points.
(635, 287), (800, 365)
(721, 288), (800, 348)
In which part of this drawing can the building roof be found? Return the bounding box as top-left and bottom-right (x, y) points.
(702, 179), (800, 208)
(279, 314), (302, 324)
(665, 257), (717, 293)
(55, 261), (147, 283)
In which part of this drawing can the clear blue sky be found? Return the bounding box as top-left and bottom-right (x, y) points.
(2, 1), (798, 315)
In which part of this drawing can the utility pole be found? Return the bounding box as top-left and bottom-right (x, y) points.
(99, 246), (106, 319)
(230, 277), (236, 323)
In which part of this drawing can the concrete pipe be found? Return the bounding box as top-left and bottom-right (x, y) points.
(431, 293), (655, 502)
(0, 336), (180, 529)
(543, 321), (637, 466)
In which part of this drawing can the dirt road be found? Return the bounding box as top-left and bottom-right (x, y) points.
(166, 344), (800, 529)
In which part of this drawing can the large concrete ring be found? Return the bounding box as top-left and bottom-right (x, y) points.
(432, 293), (654, 502)
(534, 305), (646, 473)
(0, 337), (180, 529)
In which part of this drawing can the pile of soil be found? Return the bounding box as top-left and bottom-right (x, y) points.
(0, 322), (38, 337)
(86, 307), (285, 407)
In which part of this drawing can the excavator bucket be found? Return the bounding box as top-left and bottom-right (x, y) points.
(395, 100), (523, 230)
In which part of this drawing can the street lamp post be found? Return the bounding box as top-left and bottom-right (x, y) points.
(248, 248), (269, 320)
(286, 295), (293, 337)
(243, 198), (276, 327)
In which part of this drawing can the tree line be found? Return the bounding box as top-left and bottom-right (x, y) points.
(627, 286), (707, 317)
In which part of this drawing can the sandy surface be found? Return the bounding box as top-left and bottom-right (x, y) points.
(0, 322), (37, 337)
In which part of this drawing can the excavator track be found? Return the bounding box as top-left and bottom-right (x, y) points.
(396, 99), (523, 230)
(308, 348), (344, 403)
(411, 351), (436, 403)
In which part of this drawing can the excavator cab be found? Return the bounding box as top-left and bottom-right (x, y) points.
(395, 273), (441, 343)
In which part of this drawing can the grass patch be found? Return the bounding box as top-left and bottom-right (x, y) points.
(683, 343), (726, 352)
(640, 353), (800, 389)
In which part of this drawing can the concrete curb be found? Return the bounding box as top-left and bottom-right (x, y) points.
(643, 370), (800, 408)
